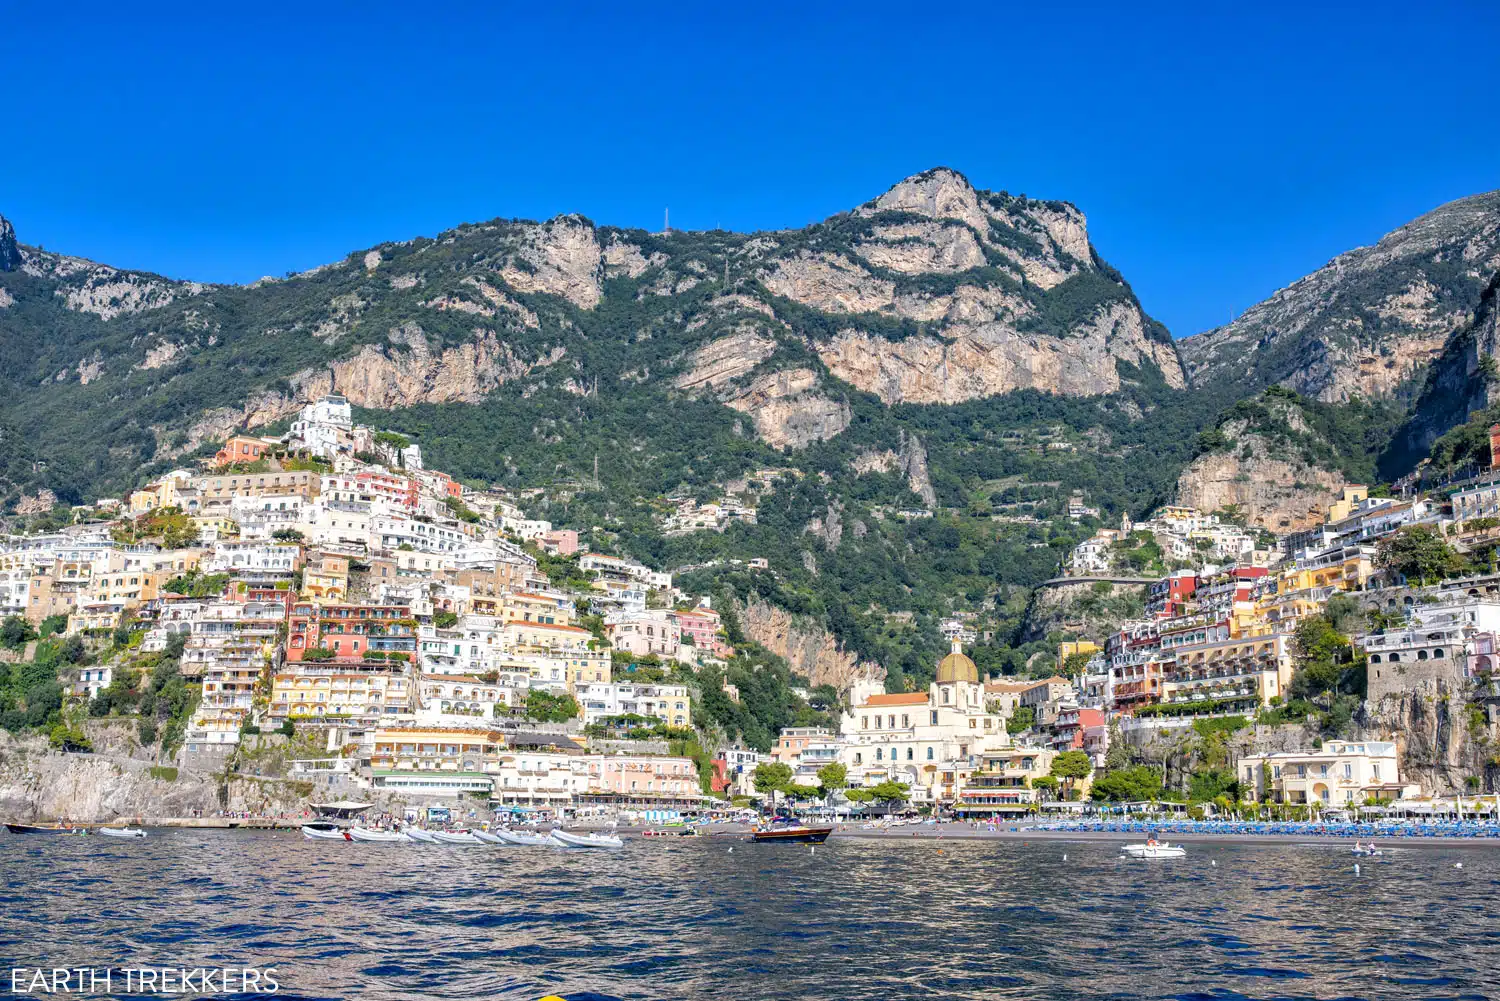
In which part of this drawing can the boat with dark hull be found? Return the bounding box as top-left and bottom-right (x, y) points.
(751, 825), (833, 844)
(5, 823), (88, 835)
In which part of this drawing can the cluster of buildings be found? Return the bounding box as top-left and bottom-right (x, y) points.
(2, 396), (750, 813)
(1068, 504), (1264, 575)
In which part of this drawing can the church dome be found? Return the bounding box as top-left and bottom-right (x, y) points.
(936, 641), (978, 685)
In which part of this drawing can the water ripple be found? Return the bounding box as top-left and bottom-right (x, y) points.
(1, 833), (1496, 999)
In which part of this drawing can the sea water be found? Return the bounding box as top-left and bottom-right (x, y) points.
(0, 831), (1494, 1000)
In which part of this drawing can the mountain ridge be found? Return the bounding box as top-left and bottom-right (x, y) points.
(1180, 189), (1500, 403)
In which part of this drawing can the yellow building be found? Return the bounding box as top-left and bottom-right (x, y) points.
(1058, 639), (1100, 664)
(1324, 486), (1370, 524)
(68, 568), (173, 634)
(956, 746), (1088, 817)
(499, 591), (575, 627)
(128, 470), (196, 515)
(269, 660), (411, 723)
(303, 551), (350, 601)
(367, 724), (507, 798)
(1161, 631), (1293, 710)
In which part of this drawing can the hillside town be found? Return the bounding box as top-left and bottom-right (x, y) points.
(4, 395), (1500, 823)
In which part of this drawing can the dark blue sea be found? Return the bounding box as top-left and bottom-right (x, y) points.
(1, 830), (1497, 1000)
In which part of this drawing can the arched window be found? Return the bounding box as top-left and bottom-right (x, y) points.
(926, 747), (934, 760)
(875, 748), (883, 761)
(1370, 654), (1381, 664)
(1388, 652), (1400, 662)
(906, 748), (914, 760)
(1417, 650), (1429, 661)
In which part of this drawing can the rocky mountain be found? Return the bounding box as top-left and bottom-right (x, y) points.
(1180, 191), (1500, 403)
(1174, 387), (1399, 532)
(0, 167), (1186, 508)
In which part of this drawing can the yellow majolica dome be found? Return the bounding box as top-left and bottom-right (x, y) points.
(936, 641), (978, 685)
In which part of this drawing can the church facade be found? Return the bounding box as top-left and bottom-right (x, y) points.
(839, 641), (1012, 808)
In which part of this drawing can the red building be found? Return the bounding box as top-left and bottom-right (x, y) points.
(287, 601), (415, 662)
(1052, 706), (1105, 751)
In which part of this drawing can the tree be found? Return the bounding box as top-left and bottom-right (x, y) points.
(278, 719), (295, 737)
(1061, 652), (1094, 677)
(752, 761), (793, 795)
(0, 616), (35, 649)
(816, 761), (848, 792)
(524, 690), (580, 723)
(433, 611), (459, 629)
(1090, 765), (1163, 802)
(786, 783), (821, 800)
(866, 780), (910, 808)
(1049, 749), (1093, 798)
(1031, 775), (1060, 800)
(1006, 705), (1035, 735)
(1376, 526), (1465, 585)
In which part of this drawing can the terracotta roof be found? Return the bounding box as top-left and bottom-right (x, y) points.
(862, 693), (930, 707)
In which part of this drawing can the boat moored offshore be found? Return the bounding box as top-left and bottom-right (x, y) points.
(549, 829), (624, 849)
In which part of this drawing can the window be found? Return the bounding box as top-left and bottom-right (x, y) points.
(930, 711), (938, 725)
(875, 748), (883, 761)
(861, 716), (868, 730)
(906, 748), (913, 761)
(926, 747), (934, 760)
(901, 714), (909, 728)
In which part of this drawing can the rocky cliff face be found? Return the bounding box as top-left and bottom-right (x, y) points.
(736, 595), (883, 692)
(1180, 191), (1500, 402)
(0, 214), (20, 272)
(1389, 272), (1500, 464)
(759, 169), (1185, 404)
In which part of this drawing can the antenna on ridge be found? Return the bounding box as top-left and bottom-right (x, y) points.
(664, 207), (670, 234)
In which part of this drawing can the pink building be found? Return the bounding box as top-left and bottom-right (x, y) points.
(606, 612), (681, 660)
(540, 529), (580, 555)
(581, 754), (702, 806)
(672, 606), (730, 656)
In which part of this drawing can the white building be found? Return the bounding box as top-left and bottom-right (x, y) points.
(202, 542), (300, 575)
(288, 395), (353, 459)
(576, 682), (691, 728)
(1239, 740), (1416, 805)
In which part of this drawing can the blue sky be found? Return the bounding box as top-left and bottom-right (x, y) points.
(3, 2), (1497, 337)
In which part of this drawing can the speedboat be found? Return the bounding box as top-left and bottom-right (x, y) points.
(1121, 841), (1186, 859)
(751, 824), (833, 844)
(96, 826), (147, 839)
(549, 829), (623, 849)
(348, 827), (411, 843)
(404, 829), (439, 844)
(495, 829), (551, 846)
(432, 830), (484, 845)
(471, 830), (503, 844)
(301, 822), (350, 841)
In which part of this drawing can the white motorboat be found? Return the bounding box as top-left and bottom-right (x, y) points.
(301, 822), (350, 841)
(432, 830), (484, 845)
(549, 829), (624, 849)
(495, 829), (551, 846)
(1121, 840), (1185, 859)
(96, 826), (147, 839)
(404, 829), (439, 844)
(472, 830), (503, 844)
(348, 827), (411, 843)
